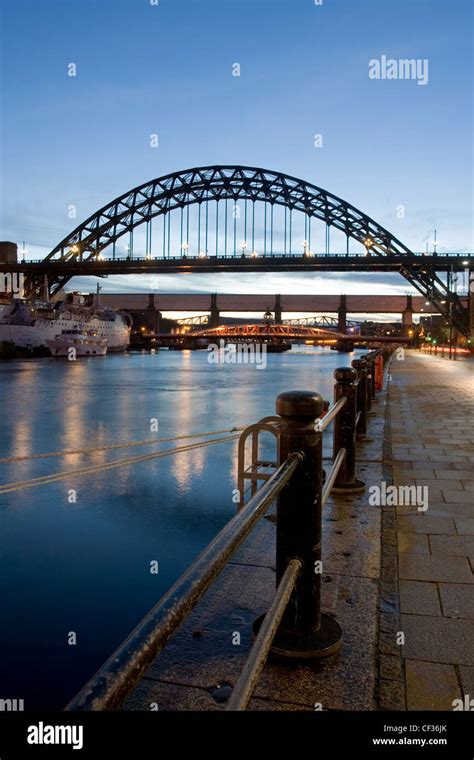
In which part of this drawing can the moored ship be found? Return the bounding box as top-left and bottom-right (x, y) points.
(0, 292), (132, 354)
(47, 329), (108, 357)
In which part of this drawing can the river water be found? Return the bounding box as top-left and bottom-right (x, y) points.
(0, 346), (366, 709)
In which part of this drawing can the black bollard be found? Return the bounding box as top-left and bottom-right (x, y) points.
(255, 390), (342, 660)
(331, 368), (365, 494)
(352, 358), (368, 436)
(371, 352), (377, 399)
(364, 354), (377, 415)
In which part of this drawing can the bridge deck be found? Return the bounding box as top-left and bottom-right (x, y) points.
(97, 292), (467, 315)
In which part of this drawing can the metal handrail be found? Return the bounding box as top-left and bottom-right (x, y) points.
(225, 558), (302, 711)
(237, 417), (280, 509)
(316, 396), (347, 431)
(322, 447), (347, 507)
(65, 452), (303, 712)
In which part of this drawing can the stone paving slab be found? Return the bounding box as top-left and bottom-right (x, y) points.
(399, 555), (474, 583)
(397, 515), (456, 534)
(454, 517), (474, 534)
(397, 533), (430, 555)
(439, 584), (474, 619)
(405, 661), (461, 711)
(429, 535), (474, 556)
(399, 580), (441, 616)
(401, 614), (474, 665)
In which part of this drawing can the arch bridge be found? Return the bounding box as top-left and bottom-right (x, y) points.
(22, 165), (470, 334)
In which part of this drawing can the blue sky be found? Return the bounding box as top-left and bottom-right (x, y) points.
(1, 0), (472, 300)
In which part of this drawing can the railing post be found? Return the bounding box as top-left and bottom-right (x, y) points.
(255, 390), (342, 660)
(371, 352), (377, 399)
(352, 358), (368, 436)
(365, 351), (377, 400)
(331, 368), (365, 494)
(364, 353), (377, 414)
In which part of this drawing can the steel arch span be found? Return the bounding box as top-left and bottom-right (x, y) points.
(26, 165), (468, 333)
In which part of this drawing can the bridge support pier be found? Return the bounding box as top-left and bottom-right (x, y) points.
(209, 293), (220, 328)
(146, 294), (160, 333)
(335, 340), (352, 352)
(274, 293), (282, 324)
(337, 294), (347, 334)
(402, 295), (414, 339)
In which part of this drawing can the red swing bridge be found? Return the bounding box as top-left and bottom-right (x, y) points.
(136, 322), (410, 351)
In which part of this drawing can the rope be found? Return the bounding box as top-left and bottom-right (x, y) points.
(0, 434), (240, 495)
(0, 428), (243, 464)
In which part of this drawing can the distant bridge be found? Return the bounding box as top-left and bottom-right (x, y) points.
(98, 292), (467, 315)
(141, 323), (410, 350)
(175, 314), (361, 332)
(100, 292), (461, 338)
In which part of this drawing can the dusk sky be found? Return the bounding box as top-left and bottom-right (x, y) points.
(1, 0), (472, 301)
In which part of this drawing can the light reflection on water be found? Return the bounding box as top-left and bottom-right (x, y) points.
(0, 347), (359, 709)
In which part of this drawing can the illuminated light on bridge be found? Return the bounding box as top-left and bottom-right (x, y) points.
(12, 165), (469, 334)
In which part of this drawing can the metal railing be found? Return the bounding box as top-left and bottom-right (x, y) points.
(66, 348), (391, 712)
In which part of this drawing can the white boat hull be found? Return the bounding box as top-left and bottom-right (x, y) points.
(46, 339), (108, 357)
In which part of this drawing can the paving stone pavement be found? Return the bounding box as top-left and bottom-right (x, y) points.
(389, 350), (474, 711)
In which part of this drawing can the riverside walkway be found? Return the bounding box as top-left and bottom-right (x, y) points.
(389, 350), (474, 710)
